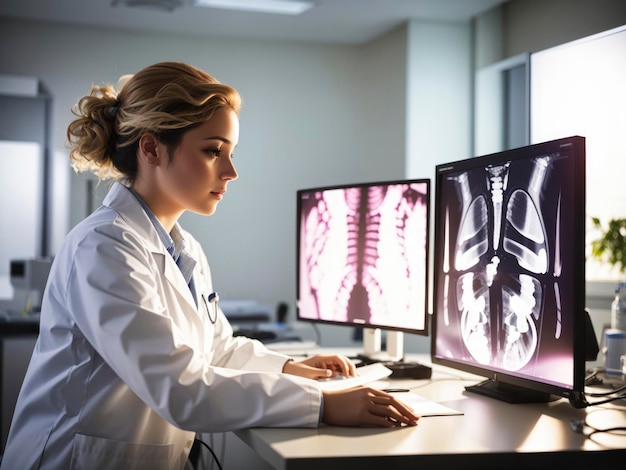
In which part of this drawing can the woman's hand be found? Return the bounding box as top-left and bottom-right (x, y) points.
(322, 387), (420, 427)
(283, 354), (356, 380)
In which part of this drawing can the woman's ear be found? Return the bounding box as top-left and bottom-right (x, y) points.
(138, 133), (160, 166)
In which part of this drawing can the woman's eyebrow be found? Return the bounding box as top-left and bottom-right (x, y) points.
(200, 136), (231, 143)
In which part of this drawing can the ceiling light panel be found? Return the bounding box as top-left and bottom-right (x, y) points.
(194, 0), (314, 16)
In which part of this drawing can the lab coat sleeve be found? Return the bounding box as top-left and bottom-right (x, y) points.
(62, 218), (322, 432)
(182, 232), (297, 373)
(209, 309), (296, 372)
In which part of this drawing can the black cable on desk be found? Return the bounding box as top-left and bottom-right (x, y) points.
(587, 385), (626, 397)
(583, 393), (626, 406)
(570, 406), (626, 448)
(190, 438), (223, 470)
(580, 367), (626, 406)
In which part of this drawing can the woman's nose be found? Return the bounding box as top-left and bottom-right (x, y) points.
(222, 158), (238, 181)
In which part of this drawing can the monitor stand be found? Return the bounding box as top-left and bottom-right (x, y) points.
(465, 380), (558, 404)
(360, 328), (403, 362)
(355, 328), (432, 379)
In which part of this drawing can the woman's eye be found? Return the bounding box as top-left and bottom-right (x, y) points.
(205, 148), (222, 157)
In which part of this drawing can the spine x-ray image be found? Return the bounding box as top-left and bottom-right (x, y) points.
(298, 182), (428, 331)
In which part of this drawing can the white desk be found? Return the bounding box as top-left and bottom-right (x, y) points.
(234, 353), (626, 469)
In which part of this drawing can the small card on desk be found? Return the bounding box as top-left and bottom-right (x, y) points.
(387, 392), (463, 417)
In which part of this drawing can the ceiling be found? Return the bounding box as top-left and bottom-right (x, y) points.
(0, 0), (508, 45)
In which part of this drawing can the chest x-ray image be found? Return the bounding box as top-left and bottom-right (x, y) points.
(435, 151), (578, 385)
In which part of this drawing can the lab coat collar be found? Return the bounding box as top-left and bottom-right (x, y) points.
(102, 182), (199, 312)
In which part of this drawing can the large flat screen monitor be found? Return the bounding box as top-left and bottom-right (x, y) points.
(431, 136), (588, 407)
(297, 178), (430, 364)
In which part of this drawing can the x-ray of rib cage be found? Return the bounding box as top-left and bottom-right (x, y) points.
(300, 183), (428, 330)
(441, 155), (565, 371)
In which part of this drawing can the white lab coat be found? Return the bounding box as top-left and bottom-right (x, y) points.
(1, 182), (322, 470)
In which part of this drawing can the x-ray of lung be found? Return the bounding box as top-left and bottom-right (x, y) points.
(435, 151), (577, 386)
(298, 182), (428, 332)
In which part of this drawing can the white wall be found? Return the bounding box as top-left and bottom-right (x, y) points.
(406, 19), (472, 181)
(405, 19), (473, 353)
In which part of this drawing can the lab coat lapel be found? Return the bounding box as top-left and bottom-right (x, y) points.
(159, 252), (198, 312)
(102, 182), (199, 313)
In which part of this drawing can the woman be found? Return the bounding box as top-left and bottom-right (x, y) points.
(1, 62), (418, 470)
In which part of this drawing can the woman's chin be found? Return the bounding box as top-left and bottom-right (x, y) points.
(192, 203), (218, 217)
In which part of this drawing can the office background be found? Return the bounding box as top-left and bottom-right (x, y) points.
(2, 1), (626, 468)
(1, 0), (626, 351)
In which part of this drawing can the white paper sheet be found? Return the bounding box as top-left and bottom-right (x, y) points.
(388, 391), (463, 417)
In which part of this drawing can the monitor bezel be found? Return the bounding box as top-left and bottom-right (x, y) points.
(430, 136), (587, 402)
(296, 177), (431, 337)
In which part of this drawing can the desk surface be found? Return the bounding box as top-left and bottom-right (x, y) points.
(235, 352), (626, 470)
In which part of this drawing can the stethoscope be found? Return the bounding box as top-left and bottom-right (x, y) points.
(201, 292), (219, 324)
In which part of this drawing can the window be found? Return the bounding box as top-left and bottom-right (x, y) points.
(530, 24), (626, 282)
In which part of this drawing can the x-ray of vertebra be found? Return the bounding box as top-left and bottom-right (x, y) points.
(298, 181), (428, 332)
(437, 153), (573, 374)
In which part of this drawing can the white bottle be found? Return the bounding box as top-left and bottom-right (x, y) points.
(610, 282), (626, 331)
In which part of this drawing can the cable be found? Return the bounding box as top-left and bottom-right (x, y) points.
(193, 438), (224, 470)
(570, 417), (626, 445)
(586, 384), (626, 397)
(587, 425), (626, 440)
(219, 433), (226, 470)
(584, 394), (626, 406)
(584, 369), (601, 385)
(209, 433), (215, 470)
(583, 383), (626, 406)
(581, 368), (626, 406)
(568, 404), (626, 451)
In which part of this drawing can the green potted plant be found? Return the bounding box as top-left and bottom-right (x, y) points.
(590, 217), (626, 276)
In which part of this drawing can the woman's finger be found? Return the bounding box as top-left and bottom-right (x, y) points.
(367, 391), (420, 425)
(322, 387), (419, 427)
(299, 354), (357, 377)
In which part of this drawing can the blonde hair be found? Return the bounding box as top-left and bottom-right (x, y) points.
(66, 62), (241, 183)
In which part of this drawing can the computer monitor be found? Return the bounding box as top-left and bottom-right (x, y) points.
(431, 136), (588, 407)
(296, 178), (430, 364)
